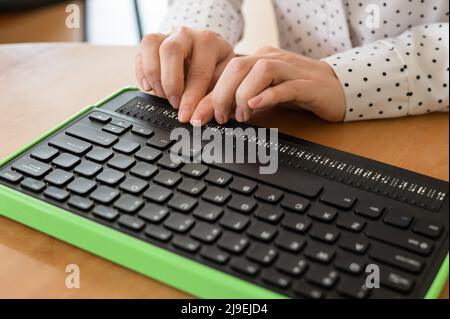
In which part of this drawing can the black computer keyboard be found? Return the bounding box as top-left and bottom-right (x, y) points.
(0, 90), (448, 299)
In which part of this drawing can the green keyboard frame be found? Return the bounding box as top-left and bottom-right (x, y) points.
(0, 87), (448, 299)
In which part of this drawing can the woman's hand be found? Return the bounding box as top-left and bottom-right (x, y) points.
(135, 27), (235, 122)
(190, 46), (346, 125)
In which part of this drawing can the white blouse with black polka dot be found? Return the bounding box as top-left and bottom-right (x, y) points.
(160, 0), (449, 122)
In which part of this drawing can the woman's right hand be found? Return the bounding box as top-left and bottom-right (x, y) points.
(135, 27), (235, 123)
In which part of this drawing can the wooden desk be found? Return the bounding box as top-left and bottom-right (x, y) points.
(0, 43), (448, 298)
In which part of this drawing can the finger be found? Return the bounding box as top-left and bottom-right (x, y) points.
(190, 93), (215, 126)
(235, 59), (299, 122)
(141, 33), (167, 97)
(248, 79), (313, 109)
(160, 27), (193, 109)
(135, 52), (151, 91)
(211, 56), (259, 123)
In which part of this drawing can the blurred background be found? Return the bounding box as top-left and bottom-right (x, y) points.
(0, 0), (279, 54)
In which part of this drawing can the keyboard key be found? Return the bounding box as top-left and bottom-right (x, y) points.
(370, 244), (424, 273)
(334, 253), (365, 275)
(339, 235), (370, 254)
(67, 177), (96, 195)
(310, 225), (340, 244)
(93, 205), (119, 221)
(31, 145), (59, 161)
(144, 184), (173, 203)
(321, 191), (356, 209)
(218, 233), (249, 254)
(413, 220), (443, 239)
(66, 124), (118, 147)
(275, 255), (307, 277)
(130, 162), (158, 179)
(228, 195), (257, 214)
(178, 178), (206, 196)
(74, 161), (102, 178)
(205, 169), (232, 186)
(366, 224), (433, 256)
(113, 139), (141, 155)
(231, 258), (260, 276)
(304, 245), (335, 264)
(52, 153), (80, 169)
(306, 268), (339, 289)
(275, 233), (306, 253)
(144, 225), (172, 242)
(380, 267), (415, 293)
(132, 125), (154, 137)
(107, 154), (135, 170)
(293, 282), (324, 299)
(111, 119), (132, 130)
(12, 157), (51, 178)
(172, 235), (200, 253)
(44, 169), (74, 187)
(86, 147), (113, 163)
(200, 247), (230, 264)
(246, 244), (278, 265)
(96, 168), (125, 186)
(254, 205), (284, 224)
(168, 194), (197, 212)
(247, 222), (278, 242)
(157, 154), (183, 170)
(20, 178), (45, 192)
(68, 196), (94, 211)
(44, 186), (69, 201)
(153, 170), (182, 188)
(337, 278), (371, 299)
(308, 203), (337, 223)
(114, 194), (144, 214)
(255, 186), (283, 204)
(118, 215), (145, 231)
(181, 164), (209, 178)
(336, 215), (366, 233)
(281, 194), (310, 213)
(281, 214), (311, 234)
(261, 270), (291, 289)
(138, 204), (169, 223)
(0, 169), (23, 183)
(219, 212), (250, 231)
(384, 211), (413, 229)
(102, 124), (125, 135)
(229, 177), (257, 195)
(355, 201), (385, 219)
(90, 186), (120, 204)
(119, 176), (148, 195)
(89, 112), (111, 123)
(193, 203), (223, 222)
(202, 187), (231, 205)
(147, 134), (173, 149)
(135, 147), (162, 162)
(49, 134), (91, 155)
(191, 223), (221, 243)
(164, 213), (195, 233)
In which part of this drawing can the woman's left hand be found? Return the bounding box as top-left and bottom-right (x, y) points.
(189, 46), (347, 125)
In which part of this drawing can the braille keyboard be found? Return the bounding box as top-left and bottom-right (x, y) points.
(0, 89), (448, 298)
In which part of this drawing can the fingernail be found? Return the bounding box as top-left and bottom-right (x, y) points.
(178, 107), (190, 123)
(235, 108), (244, 122)
(214, 111), (225, 124)
(153, 81), (165, 98)
(248, 95), (262, 108)
(169, 95), (181, 109)
(141, 78), (151, 91)
(190, 113), (203, 126)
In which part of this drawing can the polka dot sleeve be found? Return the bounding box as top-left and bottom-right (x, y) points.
(323, 23), (449, 122)
(159, 0), (245, 45)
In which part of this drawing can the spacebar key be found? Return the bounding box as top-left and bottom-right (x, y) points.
(66, 124), (118, 147)
(366, 224), (433, 256)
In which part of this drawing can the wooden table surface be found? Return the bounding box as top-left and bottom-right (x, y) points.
(0, 43), (448, 298)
